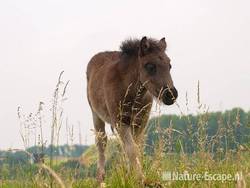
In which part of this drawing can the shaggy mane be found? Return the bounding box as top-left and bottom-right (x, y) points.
(120, 38), (161, 56)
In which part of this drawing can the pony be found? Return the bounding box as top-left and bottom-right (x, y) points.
(86, 36), (178, 184)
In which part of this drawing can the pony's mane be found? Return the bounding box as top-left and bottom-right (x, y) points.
(120, 38), (161, 56)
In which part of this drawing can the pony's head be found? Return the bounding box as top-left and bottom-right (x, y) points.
(137, 37), (178, 105)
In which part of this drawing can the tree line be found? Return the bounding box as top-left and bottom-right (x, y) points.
(146, 108), (250, 154)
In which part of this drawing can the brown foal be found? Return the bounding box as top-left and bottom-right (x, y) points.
(86, 36), (178, 183)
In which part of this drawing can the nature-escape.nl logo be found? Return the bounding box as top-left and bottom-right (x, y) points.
(162, 171), (243, 182)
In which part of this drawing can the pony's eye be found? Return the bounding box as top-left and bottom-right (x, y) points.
(144, 63), (156, 75)
(169, 64), (172, 69)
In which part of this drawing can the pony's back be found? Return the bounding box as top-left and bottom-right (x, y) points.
(86, 51), (120, 82)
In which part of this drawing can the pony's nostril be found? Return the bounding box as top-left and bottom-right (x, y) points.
(164, 90), (172, 98)
(163, 88), (178, 101)
(161, 87), (178, 105)
(171, 88), (178, 99)
(162, 90), (174, 105)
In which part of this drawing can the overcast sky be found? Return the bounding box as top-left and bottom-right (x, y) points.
(0, 0), (249, 149)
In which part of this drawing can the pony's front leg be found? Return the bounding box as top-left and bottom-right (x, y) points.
(118, 126), (145, 182)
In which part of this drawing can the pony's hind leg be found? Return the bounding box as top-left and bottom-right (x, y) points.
(92, 112), (107, 183)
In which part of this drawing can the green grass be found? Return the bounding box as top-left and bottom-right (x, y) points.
(1, 146), (250, 188)
(5, 74), (248, 187)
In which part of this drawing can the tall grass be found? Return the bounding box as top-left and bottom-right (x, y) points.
(14, 71), (70, 188)
(1, 75), (249, 188)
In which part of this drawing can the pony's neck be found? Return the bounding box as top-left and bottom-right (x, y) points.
(119, 56), (140, 84)
(118, 56), (144, 96)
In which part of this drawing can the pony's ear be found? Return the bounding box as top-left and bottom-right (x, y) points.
(139, 36), (150, 56)
(159, 37), (167, 51)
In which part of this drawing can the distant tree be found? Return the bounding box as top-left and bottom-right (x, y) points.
(145, 108), (250, 155)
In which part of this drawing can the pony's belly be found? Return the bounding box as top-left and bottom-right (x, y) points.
(90, 96), (112, 124)
(93, 108), (111, 124)
(97, 112), (111, 124)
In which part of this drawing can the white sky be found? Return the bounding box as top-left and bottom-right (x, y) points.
(0, 0), (249, 149)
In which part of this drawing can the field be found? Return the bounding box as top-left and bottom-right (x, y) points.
(1, 144), (250, 187)
(0, 73), (250, 188)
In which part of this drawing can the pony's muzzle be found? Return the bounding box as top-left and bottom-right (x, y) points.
(162, 87), (178, 105)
